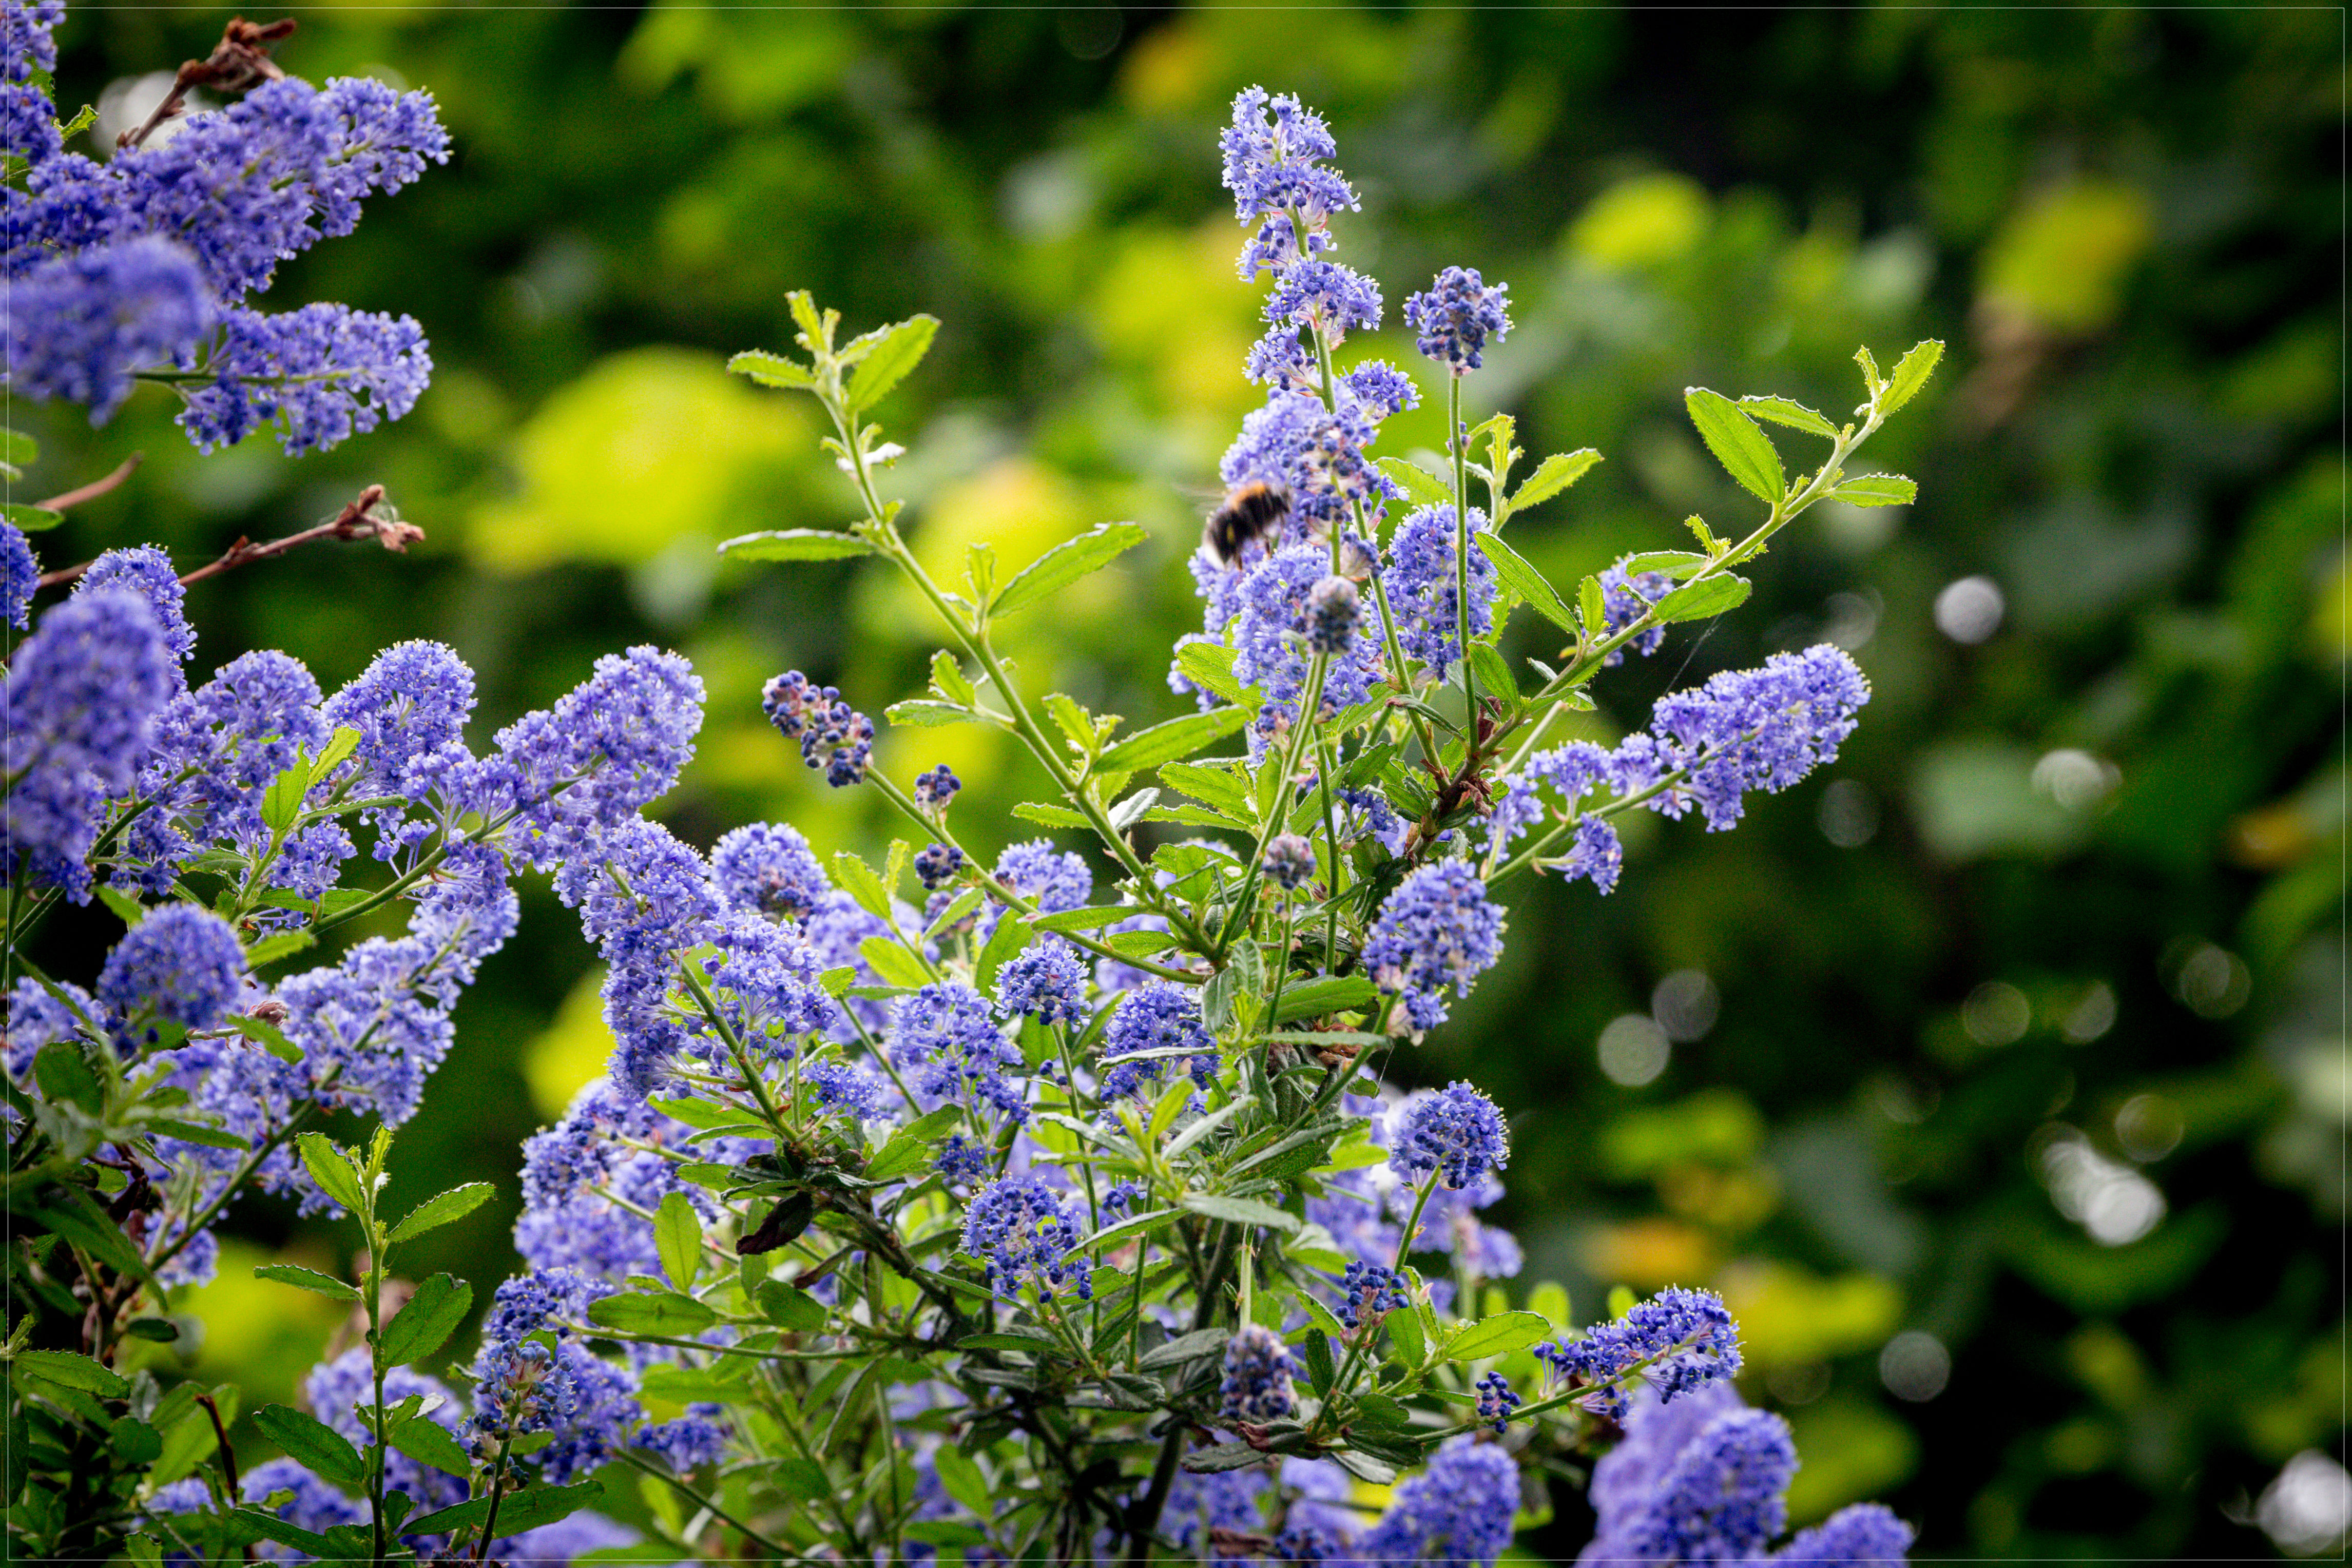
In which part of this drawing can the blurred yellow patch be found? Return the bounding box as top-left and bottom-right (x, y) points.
(1717, 1259), (1902, 1367)
(1567, 174), (1710, 271)
(527, 969), (615, 1119)
(471, 347), (807, 573)
(1119, 18), (1209, 114)
(1580, 1219), (1718, 1289)
(1979, 181), (2153, 334)
(1600, 1089), (1764, 1179)
(619, 4), (849, 121)
(1090, 224), (1260, 418)
(2312, 550), (2349, 662)
(1656, 1161), (1781, 1232)
(1782, 1399), (1919, 1525)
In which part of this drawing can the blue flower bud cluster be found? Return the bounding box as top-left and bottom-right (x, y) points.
(1361, 861), (1506, 1032)
(962, 1175), (1091, 1302)
(1383, 504), (1499, 672)
(1535, 1286), (1743, 1423)
(1403, 265), (1514, 373)
(762, 669), (875, 786)
(1097, 980), (1218, 1104)
(1219, 1323), (1300, 1425)
(1388, 1081), (1511, 1191)
(1339, 1260), (1410, 1331)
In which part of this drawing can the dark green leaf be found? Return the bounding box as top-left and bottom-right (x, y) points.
(588, 1289), (717, 1337)
(23, 1188), (158, 1287)
(1684, 388), (1785, 505)
(1181, 1442), (1268, 1474)
(1445, 1310), (1551, 1361)
(244, 930), (315, 970)
(1879, 339), (1944, 413)
(654, 1192), (702, 1290)
(32, 1041), (100, 1113)
(1827, 473), (1917, 507)
(755, 1280), (827, 1332)
(254, 1404), (365, 1490)
(719, 528), (874, 562)
(1506, 449), (1603, 514)
(1095, 705), (1250, 773)
(234, 1508), (338, 1558)
(1179, 1192), (1298, 1232)
(990, 521), (1147, 618)
(974, 912), (1030, 994)
(1651, 572), (1753, 624)
(1272, 975), (1379, 1022)
(145, 1116), (247, 1150)
(253, 1263), (358, 1301)
(845, 314), (940, 410)
(386, 1183), (497, 1245)
(387, 1416), (472, 1477)
(377, 1273), (473, 1367)
(122, 1317), (179, 1342)
(406, 1479), (601, 1538)
(1737, 396), (1839, 438)
(12, 1349), (128, 1398)
(1136, 1328), (1227, 1371)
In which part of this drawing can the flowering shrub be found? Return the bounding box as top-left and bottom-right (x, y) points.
(3, 22), (1941, 1566)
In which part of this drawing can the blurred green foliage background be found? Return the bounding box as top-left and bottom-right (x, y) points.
(23, 5), (2343, 1558)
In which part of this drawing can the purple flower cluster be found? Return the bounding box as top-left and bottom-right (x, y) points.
(1219, 1323), (1299, 1425)
(762, 669), (874, 787)
(2, 522), (34, 629)
(994, 936), (1086, 1027)
(913, 763), (961, 813)
(1474, 1370), (1520, 1434)
(1096, 980), (1217, 1103)
(1220, 391), (1394, 532)
(1264, 832), (1317, 891)
(1637, 645), (1871, 831)
(177, 303), (431, 455)
(892, 981), (1026, 1122)
(711, 821), (831, 921)
(5, 238), (213, 421)
(1351, 1438), (1519, 1568)
(1221, 87), (1357, 278)
(496, 646), (705, 871)
(1404, 266), (1513, 374)
(1340, 1260), (1409, 1331)
(1383, 505), (1498, 672)
(1535, 1287), (1742, 1423)
(1231, 543), (1386, 748)
(94, 904), (245, 1041)
(1389, 1082), (1510, 1191)
(1362, 862), (1506, 1032)
(961, 1175), (1091, 1302)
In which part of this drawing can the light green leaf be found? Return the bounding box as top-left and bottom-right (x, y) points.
(1879, 339), (1944, 413)
(1095, 706), (1250, 774)
(260, 757), (312, 836)
(858, 936), (932, 989)
(253, 1264), (357, 1302)
(726, 349), (816, 390)
(386, 1414), (472, 1477)
(1854, 343), (1881, 392)
(144, 1117), (247, 1151)
(232, 1011), (302, 1064)
(1684, 388), (1785, 505)
(654, 1192), (702, 1290)
(1174, 640), (1251, 707)
(990, 521), (1148, 618)
(96, 885), (144, 928)
(974, 912), (1030, 994)
(1011, 801), (1090, 829)
(1828, 474), (1918, 507)
(244, 930), (315, 970)
(1620, 550), (1713, 578)
(13, 1349), (128, 1398)
(830, 851), (894, 920)
(1578, 574), (1606, 638)
(313, 726), (363, 778)
(1476, 532), (1576, 634)
(385, 1183), (497, 1245)
(756, 1280), (827, 1332)
(1375, 456), (1453, 508)
(1271, 975), (1379, 1022)
(296, 1132), (369, 1215)
(929, 651), (976, 706)
(1, 502), (63, 533)
(1444, 1310), (1552, 1361)
(377, 1273), (472, 1367)
(845, 315), (940, 411)
(1179, 1192), (1299, 1233)
(884, 699), (978, 729)
(1737, 396), (1839, 438)
(719, 528), (874, 562)
(1651, 572), (1752, 624)
(1506, 449), (1603, 514)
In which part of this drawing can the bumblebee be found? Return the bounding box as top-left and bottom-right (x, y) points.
(1200, 480), (1291, 566)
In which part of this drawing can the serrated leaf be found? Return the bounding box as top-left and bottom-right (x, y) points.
(1738, 396), (1839, 438)
(1445, 1310), (1551, 1361)
(719, 528), (874, 562)
(314, 725), (362, 778)
(253, 1263), (357, 1302)
(1475, 532), (1576, 634)
(587, 1289), (717, 1337)
(1828, 474), (1917, 507)
(654, 1192), (702, 1290)
(830, 851), (894, 920)
(1684, 388), (1785, 505)
(233, 1012), (302, 1063)
(405, 1479), (602, 1539)
(846, 315), (940, 411)
(1, 502), (62, 533)
(1181, 1441), (1268, 1474)
(1179, 1192), (1299, 1232)
(1506, 449), (1603, 514)
(253, 1404), (364, 1491)
(1174, 639), (1251, 707)
(1620, 550), (1713, 578)
(1096, 706), (1249, 774)
(1011, 801), (1090, 829)
(1375, 456), (1453, 508)
(727, 349), (816, 389)
(858, 936), (932, 989)
(385, 1183), (496, 1245)
(296, 1133), (368, 1214)
(929, 650), (976, 705)
(1880, 339), (1943, 413)
(378, 1274), (472, 1367)
(990, 521), (1147, 618)
(13, 1349), (128, 1398)
(884, 699), (977, 729)
(1651, 572), (1752, 624)
(1271, 974), (1379, 1022)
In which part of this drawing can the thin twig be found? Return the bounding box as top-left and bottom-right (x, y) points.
(35, 485), (421, 590)
(117, 16), (297, 151)
(32, 453), (142, 513)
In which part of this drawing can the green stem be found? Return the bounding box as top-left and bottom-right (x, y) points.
(1449, 373), (1478, 721)
(614, 1445), (794, 1556)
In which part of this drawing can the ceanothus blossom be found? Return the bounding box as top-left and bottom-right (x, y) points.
(1362, 861), (1506, 1032)
(1383, 504), (1498, 672)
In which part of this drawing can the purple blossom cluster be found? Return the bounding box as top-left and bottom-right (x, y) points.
(1404, 265), (1514, 373)
(1362, 861), (1506, 1032)
(1389, 1081), (1510, 1191)
(1231, 541), (1386, 748)
(1383, 504), (1498, 672)
(4, 6), (448, 451)
(1534, 1287), (1743, 1423)
(1096, 980), (1218, 1104)
(962, 1175), (1091, 1302)
(1219, 1323), (1299, 1425)
(762, 669), (874, 786)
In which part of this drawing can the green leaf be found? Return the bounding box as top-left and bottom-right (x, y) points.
(1174, 639), (1251, 707)
(1029, 903), (1134, 934)
(654, 1191), (702, 1290)
(1444, 1310), (1551, 1361)
(726, 349), (816, 389)
(1386, 1300), (1427, 1367)
(1879, 339), (1944, 413)
(990, 521), (1147, 618)
(858, 936), (932, 989)
(96, 885), (144, 927)
(1, 502), (63, 533)
(296, 1133), (369, 1215)
(1620, 550), (1713, 578)
(1271, 974), (1379, 1022)
(145, 1116), (247, 1150)
(1737, 396), (1839, 438)
(885, 699), (975, 729)
(244, 930), (314, 970)
(1181, 1442), (1269, 1475)
(1095, 706), (1250, 774)
(1651, 572), (1752, 624)
(1476, 532), (1576, 634)
(386, 1183), (497, 1245)
(21, 1188), (157, 1287)
(830, 851), (894, 920)
(1828, 473), (1917, 507)
(974, 912), (1030, 994)
(377, 1274), (473, 1367)
(260, 756), (312, 836)
(12, 1349), (127, 1398)
(929, 650), (977, 705)
(232, 1011), (302, 1064)
(1, 429), (36, 468)
(1506, 449), (1603, 514)
(755, 1280), (827, 1332)
(234, 1508), (338, 1558)
(405, 1479), (602, 1539)
(253, 1404), (365, 1491)
(1578, 574), (1607, 638)
(1011, 801), (1090, 829)
(588, 1289), (717, 1337)
(1853, 343), (1881, 393)
(719, 528), (874, 562)
(33, 1041), (100, 1112)
(1136, 1327), (1229, 1371)
(387, 1414), (473, 1477)
(253, 1264), (357, 1302)
(930, 1444), (993, 1518)
(845, 314), (940, 410)
(313, 725), (363, 778)
(1684, 388), (1785, 505)
(1179, 1192), (1299, 1233)
(121, 1317), (179, 1342)
(1375, 455), (1453, 508)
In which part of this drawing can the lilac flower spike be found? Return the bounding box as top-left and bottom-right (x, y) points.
(1390, 1081), (1510, 1190)
(1362, 861), (1506, 1032)
(1535, 1286), (1743, 1422)
(1405, 266), (1513, 373)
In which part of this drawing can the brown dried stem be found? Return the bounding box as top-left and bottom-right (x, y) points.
(31, 452), (141, 513)
(35, 484), (423, 591)
(117, 16), (297, 152)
